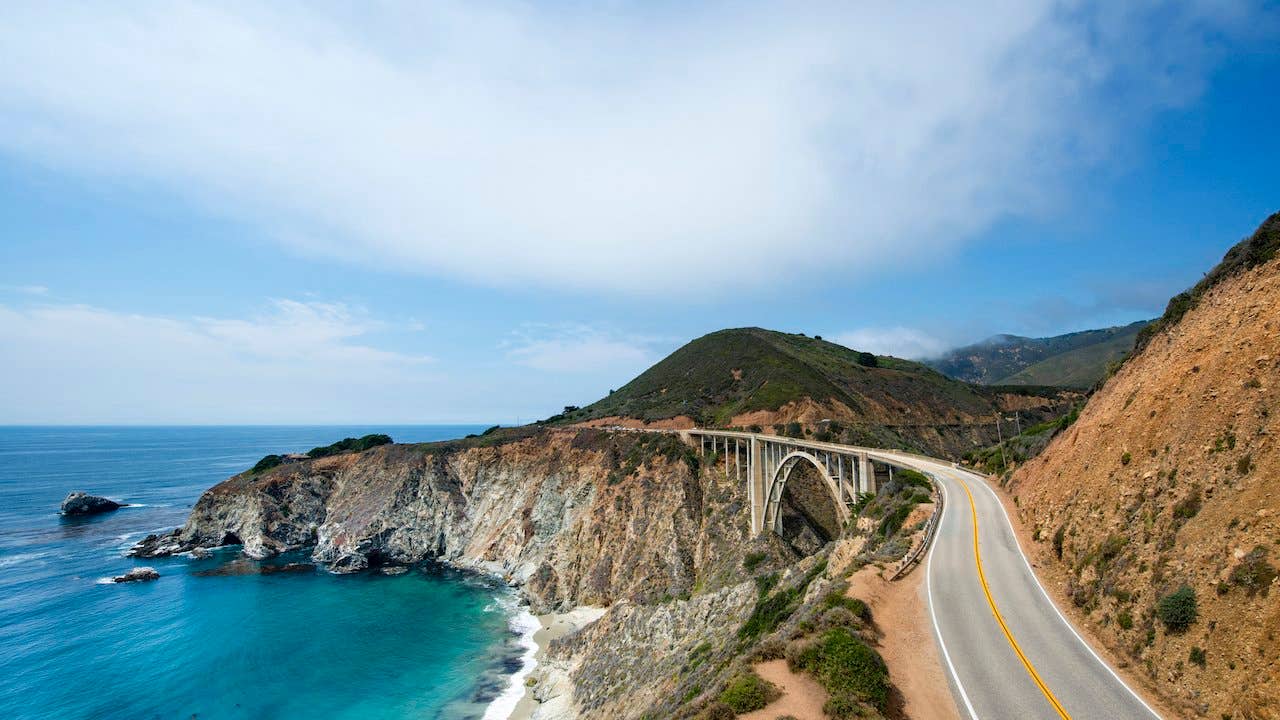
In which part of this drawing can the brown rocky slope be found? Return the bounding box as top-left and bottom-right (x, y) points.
(1007, 213), (1280, 719)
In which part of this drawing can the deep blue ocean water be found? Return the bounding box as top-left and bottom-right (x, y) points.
(0, 426), (528, 720)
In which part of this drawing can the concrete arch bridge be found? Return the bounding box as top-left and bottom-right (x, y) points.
(633, 428), (931, 536)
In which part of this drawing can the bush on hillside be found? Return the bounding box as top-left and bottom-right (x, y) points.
(717, 672), (778, 713)
(789, 627), (889, 714)
(251, 454), (283, 474)
(307, 433), (393, 458)
(1229, 546), (1277, 597)
(1156, 585), (1198, 631)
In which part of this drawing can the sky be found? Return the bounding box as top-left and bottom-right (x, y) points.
(2, 1), (1279, 424)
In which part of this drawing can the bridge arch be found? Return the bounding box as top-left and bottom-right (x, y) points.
(762, 450), (851, 536)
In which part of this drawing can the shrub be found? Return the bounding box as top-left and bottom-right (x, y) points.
(701, 702), (734, 720)
(1189, 646), (1206, 667)
(791, 627), (889, 714)
(821, 591), (871, 622)
(1052, 525), (1066, 560)
(307, 433), (393, 458)
(1172, 486), (1203, 523)
(1237, 454), (1253, 474)
(1229, 546), (1278, 597)
(718, 672), (778, 713)
(856, 351), (878, 367)
(1117, 610), (1133, 630)
(251, 454), (283, 473)
(1121, 451), (1132, 466)
(752, 638), (786, 661)
(1156, 585), (1198, 631)
(743, 551), (767, 572)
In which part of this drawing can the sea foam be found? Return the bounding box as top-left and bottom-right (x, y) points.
(482, 604), (541, 720)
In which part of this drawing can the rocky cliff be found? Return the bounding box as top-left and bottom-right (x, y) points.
(1007, 214), (1280, 719)
(133, 426), (914, 719)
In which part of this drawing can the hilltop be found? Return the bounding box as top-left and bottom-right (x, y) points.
(927, 321), (1149, 388)
(1005, 211), (1280, 718)
(553, 327), (1078, 459)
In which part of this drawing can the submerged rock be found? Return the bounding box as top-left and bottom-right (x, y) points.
(60, 491), (123, 516)
(113, 567), (160, 583)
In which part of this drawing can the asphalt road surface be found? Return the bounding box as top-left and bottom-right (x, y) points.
(898, 455), (1162, 720)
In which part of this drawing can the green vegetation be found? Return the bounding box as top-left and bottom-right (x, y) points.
(1229, 546), (1277, 597)
(928, 321), (1149, 388)
(789, 627), (890, 714)
(1172, 486), (1203, 524)
(306, 433), (392, 458)
(1189, 646), (1207, 667)
(742, 551), (767, 572)
(1135, 212), (1280, 354)
(557, 327), (999, 427)
(251, 454), (283, 473)
(717, 672), (779, 713)
(1156, 585), (1198, 631)
(739, 560), (826, 641)
(1117, 610), (1133, 630)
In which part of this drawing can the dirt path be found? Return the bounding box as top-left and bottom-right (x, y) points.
(740, 659), (828, 720)
(847, 565), (960, 720)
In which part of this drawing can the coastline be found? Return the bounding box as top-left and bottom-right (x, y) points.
(504, 606), (607, 720)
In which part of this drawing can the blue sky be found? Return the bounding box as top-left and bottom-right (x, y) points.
(2, 1), (1278, 424)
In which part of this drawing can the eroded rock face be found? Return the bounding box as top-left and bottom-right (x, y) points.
(60, 492), (123, 515)
(113, 567), (159, 583)
(129, 430), (754, 612)
(128, 428), (789, 719)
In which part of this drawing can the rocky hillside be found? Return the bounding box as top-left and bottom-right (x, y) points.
(928, 321), (1148, 388)
(131, 427), (920, 719)
(557, 327), (1078, 460)
(1007, 212), (1280, 719)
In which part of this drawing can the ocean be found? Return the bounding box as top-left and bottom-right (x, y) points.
(0, 426), (534, 720)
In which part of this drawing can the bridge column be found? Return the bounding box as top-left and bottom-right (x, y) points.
(860, 454), (877, 494)
(749, 437), (766, 535)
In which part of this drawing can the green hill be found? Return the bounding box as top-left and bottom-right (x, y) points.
(927, 321), (1149, 388)
(548, 328), (1077, 459)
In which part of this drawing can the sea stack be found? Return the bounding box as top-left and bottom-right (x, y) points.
(60, 491), (123, 516)
(113, 567), (160, 583)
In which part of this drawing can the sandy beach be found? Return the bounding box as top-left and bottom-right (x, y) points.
(507, 606), (607, 720)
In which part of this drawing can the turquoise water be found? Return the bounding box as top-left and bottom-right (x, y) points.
(0, 426), (525, 720)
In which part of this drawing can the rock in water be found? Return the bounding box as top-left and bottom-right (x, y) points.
(60, 491), (123, 515)
(113, 567), (160, 583)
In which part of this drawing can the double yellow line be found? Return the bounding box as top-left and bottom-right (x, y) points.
(956, 475), (1072, 719)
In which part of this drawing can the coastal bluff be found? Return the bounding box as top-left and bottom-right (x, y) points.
(131, 428), (795, 718)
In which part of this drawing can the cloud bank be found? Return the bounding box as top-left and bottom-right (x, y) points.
(0, 1), (1265, 297)
(833, 327), (950, 360)
(0, 299), (437, 423)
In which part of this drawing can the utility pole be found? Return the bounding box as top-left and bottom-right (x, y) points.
(1014, 410), (1022, 436)
(995, 414), (1007, 470)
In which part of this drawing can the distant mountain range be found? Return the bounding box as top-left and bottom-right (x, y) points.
(925, 320), (1150, 388)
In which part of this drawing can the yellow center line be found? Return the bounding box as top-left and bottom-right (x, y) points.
(956, 474), (1072, 719)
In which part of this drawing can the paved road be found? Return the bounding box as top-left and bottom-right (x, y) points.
(896, 455), (1161, 720)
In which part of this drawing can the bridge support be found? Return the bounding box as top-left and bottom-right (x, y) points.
(748, 438), (766, 535)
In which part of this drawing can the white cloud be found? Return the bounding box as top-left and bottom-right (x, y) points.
(504, 324), (657, 374)
(2, 285), (50, 295)
(833, 327), (949, 360)
(0, 299), (439, 423)
(0, 2), (1267, 297)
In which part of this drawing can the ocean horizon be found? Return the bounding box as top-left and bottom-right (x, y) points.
(0, 424), (533, 720)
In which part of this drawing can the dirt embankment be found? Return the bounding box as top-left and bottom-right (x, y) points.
(1007, 255), (1280, 719)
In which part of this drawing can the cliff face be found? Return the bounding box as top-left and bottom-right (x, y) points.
(135, 430), (754, 613)
(132, 426), (905, 719)
(1007, 248), (1280, 717)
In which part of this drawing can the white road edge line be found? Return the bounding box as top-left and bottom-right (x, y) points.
(925, 475), (981, 720)
(968, 472), (1164, 720)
